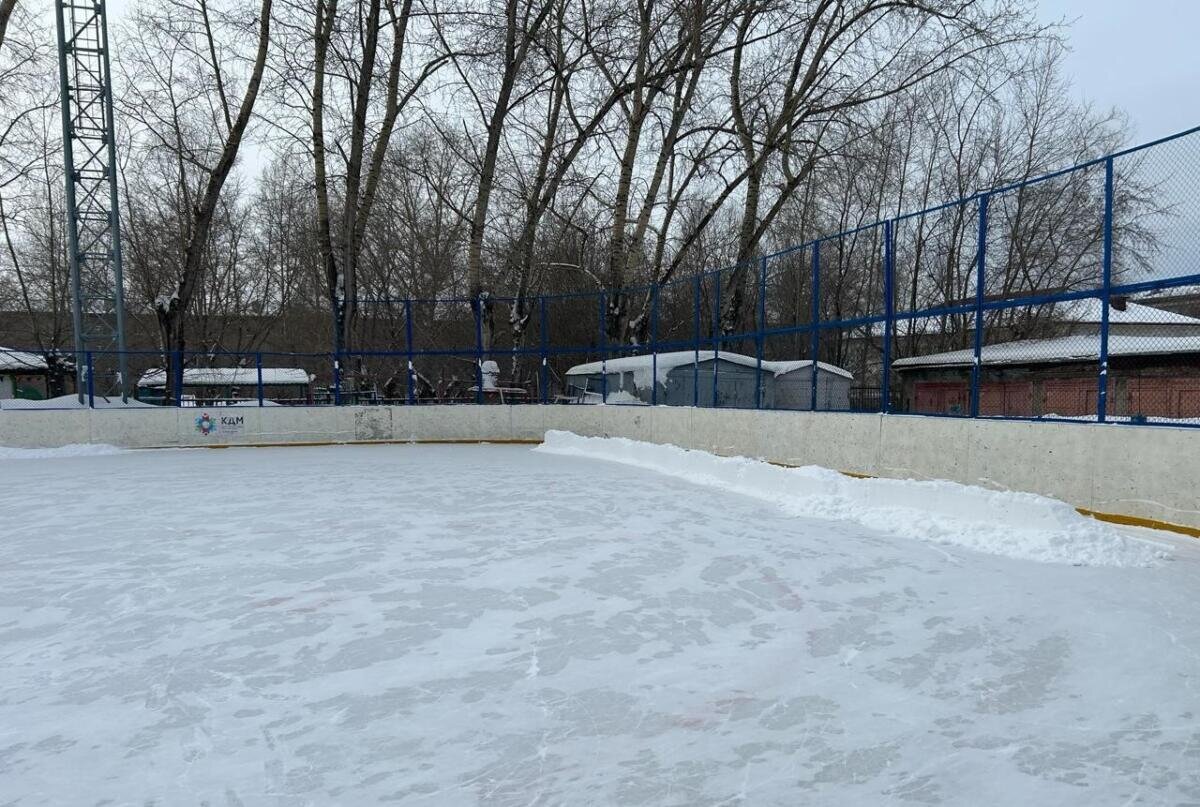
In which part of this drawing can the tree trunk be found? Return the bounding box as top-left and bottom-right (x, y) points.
(153, 0), (272, 403)
(0, 0), (17, 55)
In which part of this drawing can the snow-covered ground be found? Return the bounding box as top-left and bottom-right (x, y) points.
(1, 442), (1197, 805)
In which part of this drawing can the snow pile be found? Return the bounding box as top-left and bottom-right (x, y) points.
(535, 431), (1164, 567)
(0, 443), (127, 460)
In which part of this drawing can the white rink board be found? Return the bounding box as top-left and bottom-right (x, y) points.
(1, 403), (1199, 528)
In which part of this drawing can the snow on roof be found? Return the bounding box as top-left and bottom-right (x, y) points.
(767, 359), (854, 380)
(0, 347), (47, 372)
(871, 299), (1200, 338)
(893, 333), (1200, 370)
(565, 351), (852, 386)
(138, 367), (313, 387)
(1058, 298), (1200, 326)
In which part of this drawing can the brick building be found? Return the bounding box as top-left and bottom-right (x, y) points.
(892, 300), (1200, 420)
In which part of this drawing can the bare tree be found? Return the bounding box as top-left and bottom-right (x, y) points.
(119, 0), (273, 400)
(713, 0), (1038, 333)
(434, 0), (556, 353)
(310, 0), (446, 371)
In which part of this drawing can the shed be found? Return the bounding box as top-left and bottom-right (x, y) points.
(137, 367), (314, 405)
(769, 360), (854, 410)
(0, 347), (48, 400)
(564, 351), (852, 409)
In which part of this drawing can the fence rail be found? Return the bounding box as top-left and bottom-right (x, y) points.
(4, 126), (1200, 428)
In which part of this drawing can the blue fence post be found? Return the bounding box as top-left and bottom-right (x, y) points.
(599, 292), (608, 403)
(404, 298), (415, 405)
(881, 222), (894, 414)
(971, 195), (988, 419)
(173, 350), (184, 407)
(693, 274), (701, 407)
(256, 352), (264, 407)
(539, 295), (549, 404)
(650, 284), (660, 407)
(711, 271), (721, 408)
(1098, 157), (1114, 423)
(756, 255), (767, 409)
(473, 297), (484, 405)
(86, 351), (94, 408)
(810, 241), (821, 411)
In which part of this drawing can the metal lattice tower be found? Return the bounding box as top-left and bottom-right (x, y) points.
(55, 0), (128, 400)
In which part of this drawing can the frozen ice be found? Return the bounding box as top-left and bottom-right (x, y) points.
(0, 443), (1197, 805)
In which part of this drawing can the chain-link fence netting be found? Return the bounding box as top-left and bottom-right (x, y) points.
(6, 131), (1198, 424)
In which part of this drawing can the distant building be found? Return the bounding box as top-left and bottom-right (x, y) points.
(137, 367), (314, 405)
(564, 351), (853, 409)
(892, 300), (1200, 420)
(0, 348), (49, 400)
(1136, 288), (1200, 320)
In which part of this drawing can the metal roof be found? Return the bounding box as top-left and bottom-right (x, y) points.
(0, 347), (48, 372)
(138, 367), (313, 387)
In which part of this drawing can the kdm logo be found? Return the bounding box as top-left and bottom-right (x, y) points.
(196, 413), (245, 436)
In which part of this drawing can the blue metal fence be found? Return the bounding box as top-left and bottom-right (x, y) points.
(4, 126), (1200, 427)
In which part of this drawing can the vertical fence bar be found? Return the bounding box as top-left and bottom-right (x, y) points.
(711, 272), (721, 408)
(693, 275), (701, 407)
(756, 256), (767, 409)
(881, 222), (894, 414)
(971, 195), (988, 418)
(810, 241), (821, 412)
(473, 299), (484, 405)
(539, 296), (549, 404)
(174, 350), (184, 407)
(599, 292), (608, 403)
(256, 352), (264, 407)
(650, 284), (660, 407)
(86, 351), (95, 408)
(404, 298), (415, 405)
(1098, 157), (1115, 423)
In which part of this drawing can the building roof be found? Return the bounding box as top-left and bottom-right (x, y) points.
(892, 333), (1200, 370)
(565, 351), (852, 385)
(766, 359), (854, 379)
(138, 367), (313, 387)
(872, 298), (1200, 338)
(1057, 298), (1200, 326)
(0, 347), (47, 372)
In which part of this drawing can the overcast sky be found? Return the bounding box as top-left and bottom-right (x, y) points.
(1036, 0), (1200, 141)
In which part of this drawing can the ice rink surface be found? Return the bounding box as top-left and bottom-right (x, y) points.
(1, 443), (1198, 805)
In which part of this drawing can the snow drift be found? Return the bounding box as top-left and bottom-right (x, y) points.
(0, 444), (127, 460)
(535, 431), (1163, 567)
